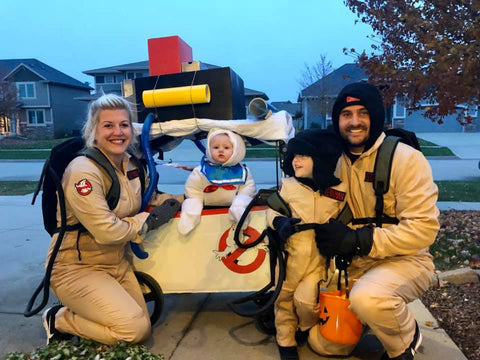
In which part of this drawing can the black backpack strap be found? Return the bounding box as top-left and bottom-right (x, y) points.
(335, 203), (353, 225)
(129, 152), (146, 198)
(352, 216), (399, 226)
(266, 191), (292, 218)
(372, 136), (400, 227)
(82, 148), (120, 211)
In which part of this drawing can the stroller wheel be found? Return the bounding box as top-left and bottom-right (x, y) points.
(135, 271), (164, 325)
(255, 304), (276, 335)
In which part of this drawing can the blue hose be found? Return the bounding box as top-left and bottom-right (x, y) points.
(193, 138), (206, 154)
(130, 113), (158, 259)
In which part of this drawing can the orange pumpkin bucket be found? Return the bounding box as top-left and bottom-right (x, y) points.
(317, 288), (362, 345)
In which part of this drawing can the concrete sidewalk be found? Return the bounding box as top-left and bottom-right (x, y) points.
(0, 194), (469, 359)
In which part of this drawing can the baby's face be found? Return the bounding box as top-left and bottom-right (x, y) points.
(292, 154), (313, 179)
(210, 134), (233, 163)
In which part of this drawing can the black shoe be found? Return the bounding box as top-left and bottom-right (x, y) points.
(381, 321), (422, 360)
(42, 305), (73, 344)
(295, 328), (310, 346)
(278, 345), (299, 360)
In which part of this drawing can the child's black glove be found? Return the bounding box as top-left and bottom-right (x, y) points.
(273, 216), (301, 243)
(145, 199), (181, 232)
(314, 219), (373, 258)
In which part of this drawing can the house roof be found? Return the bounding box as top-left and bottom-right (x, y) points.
(0, 58), (92, 90)
(83, 61), (150, 74)
(83, 61), (221, 75)
(299, 63), (367, 99)
(271, 101), (301, 116)
(245, 88), (269, 100)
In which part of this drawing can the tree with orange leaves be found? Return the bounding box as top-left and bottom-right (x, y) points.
(344, 0), (480, 124)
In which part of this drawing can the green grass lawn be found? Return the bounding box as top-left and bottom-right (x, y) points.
(0, 136), (454, 159)
(0, 181), (39, 195)
(436, 181), (480, 202)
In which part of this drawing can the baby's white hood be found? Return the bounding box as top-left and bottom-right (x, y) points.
(205, 128), (246, 166)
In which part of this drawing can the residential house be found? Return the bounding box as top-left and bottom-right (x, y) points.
(0, 59), (92, 138)
(298, 63), (478, 132)
(271, 101), (303, 131)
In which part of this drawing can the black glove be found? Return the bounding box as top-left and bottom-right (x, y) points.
(314, 219), (373, 258)
(335, 254), (353, 271)
(145, 199), (181, 231)
(273, 216), (301, 243)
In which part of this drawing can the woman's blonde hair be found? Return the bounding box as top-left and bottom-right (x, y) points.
(82, 93), (137, 149)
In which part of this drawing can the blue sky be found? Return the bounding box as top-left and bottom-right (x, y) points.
(1, 0), (374, 102)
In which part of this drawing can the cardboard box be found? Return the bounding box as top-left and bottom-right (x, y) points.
(148, 36), (193, 76)
(134, 67), (246, 123)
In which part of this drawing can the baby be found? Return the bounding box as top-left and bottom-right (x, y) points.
(178, 128), (256, 235)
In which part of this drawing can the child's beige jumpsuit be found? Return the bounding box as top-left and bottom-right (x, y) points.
(267, 176), (347, 347)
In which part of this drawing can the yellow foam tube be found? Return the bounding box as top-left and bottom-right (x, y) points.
(142, 84), (211, 108)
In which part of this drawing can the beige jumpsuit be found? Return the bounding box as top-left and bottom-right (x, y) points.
(308, 133), (440, 358)
(267, 177), (347, 347)
(46, 152), (160, 345)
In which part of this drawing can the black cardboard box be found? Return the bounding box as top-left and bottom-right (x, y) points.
(133, 67), (246, 123)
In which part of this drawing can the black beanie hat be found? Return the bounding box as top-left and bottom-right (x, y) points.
(331, 82), (385, 152)
(283, 129), (343, 192)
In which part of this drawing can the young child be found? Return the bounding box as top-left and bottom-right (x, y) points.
(266, 129), (346, 360)
(178, 128), (256, 235)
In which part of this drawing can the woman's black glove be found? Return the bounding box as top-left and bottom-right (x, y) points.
(314, 219), (373, 258)
(145, 199), (181, 232)
(273, 216), (301, 243)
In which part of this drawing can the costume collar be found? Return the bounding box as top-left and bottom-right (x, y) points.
(200, 156), (248, 185)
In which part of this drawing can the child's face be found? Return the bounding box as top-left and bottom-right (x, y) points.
(292, 154), (313, 179)
(210, 134), (234, 163)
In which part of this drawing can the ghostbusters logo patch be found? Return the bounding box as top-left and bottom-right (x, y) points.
(75, 178), (93, 196)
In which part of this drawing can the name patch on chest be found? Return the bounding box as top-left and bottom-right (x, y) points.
(364, 172), (374, 183)
(323, 187), (346, 201)
(127, 169), (139, 180)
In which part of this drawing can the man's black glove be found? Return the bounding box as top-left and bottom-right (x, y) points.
(314, 219), (373, 258)
(273, 216), (301, 243)
(145, 198), (181, 232)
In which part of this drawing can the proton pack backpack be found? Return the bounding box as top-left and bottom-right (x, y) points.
(32, 137), (145, 236)
(25, 137), (145, 317)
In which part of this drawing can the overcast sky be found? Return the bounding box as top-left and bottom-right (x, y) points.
(2, 0), (374, 102)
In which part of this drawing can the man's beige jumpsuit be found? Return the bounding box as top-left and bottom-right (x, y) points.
(307, 133), (439, 358)
(267, 177), (347, 347)
(46, 152), (163, 344)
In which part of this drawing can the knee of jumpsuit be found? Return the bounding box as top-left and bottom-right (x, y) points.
(348, 284), (402, 326)
(293, 288), (319, 330)
(115, 311), (151, 343)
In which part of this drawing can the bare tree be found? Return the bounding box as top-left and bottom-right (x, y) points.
(297, 54), (333, 89)
(298, 55), (334, 128)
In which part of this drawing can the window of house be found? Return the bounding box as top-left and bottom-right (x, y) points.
(17, 82), (36, 99)
(115, 74), (125, 83)
(105, 76), (114, 83)
(126, 72), (148, 80)
(394, 96), (406, 118)
(95, 75), (105, 84)
(27, 110), (46, 126)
